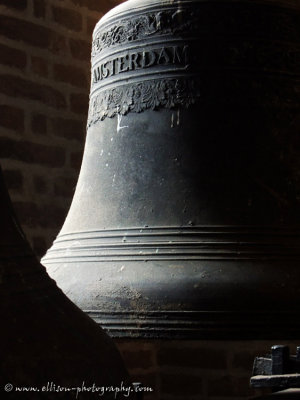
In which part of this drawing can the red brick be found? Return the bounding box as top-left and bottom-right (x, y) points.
(0, 104), (24, 132)
(38, 204), (67, 229)
(14, 201), (66, 229)
(86, 16), (99, 36)
(0, 15), (67, 56)
(52, 6), (82, 32)
(70, 151), (83, 170)
(232, 349), (268, 371)
(157, 347), (227, 370)
(207, 376), (253, 397)
(0, 137), (66, 168)
(0, 73), (66, 109)
(31, 113), (47, 135)
(13, 201), (39, 229)
(33, 175), (48, 194)
(54, 177), (76, 197)
(50, 117), (85, 141)
(70, 92), (89, 115)
(33, 0), (46, 18)
(0, 0), (27, 10)
(50, 33), (68, 56)
(0, 15), (51, 48)
(69, 38), (91, 61)
(2, 169), (23, 193)
(70, 0), (120, 13)
(53, 64), (87, 88)
(161, 373), (202, 396)
(0, 43), (26, 70)
(31, 56), (48, 78)
(121, 350), (153, 370)
(32, 236), (47, 258)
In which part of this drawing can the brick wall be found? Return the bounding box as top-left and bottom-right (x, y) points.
(0, 0), (122, 258)
(116, 340), (299, 400)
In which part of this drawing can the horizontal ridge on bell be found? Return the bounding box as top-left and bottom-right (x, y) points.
(43, 225), (300, 262)
(42, 0), (300, 339)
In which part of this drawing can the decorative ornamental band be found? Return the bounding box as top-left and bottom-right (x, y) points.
(92, 9), (200, 57)
(89, 2), (299, 123)
(87, 78), (201, 125)
(92, 4), (299, 57)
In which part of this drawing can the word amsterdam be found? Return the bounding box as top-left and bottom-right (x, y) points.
(93, 45), (189, 83)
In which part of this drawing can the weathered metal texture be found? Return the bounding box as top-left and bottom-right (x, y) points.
(0, 167), (133, 398)
(251, 345), (300, 391)
(42, 0), (300, 338)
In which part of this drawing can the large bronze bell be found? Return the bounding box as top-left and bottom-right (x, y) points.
(42, 0), (300, 339)
(0, 166), (133, 398)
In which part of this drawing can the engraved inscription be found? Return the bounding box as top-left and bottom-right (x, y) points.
(88, 3), (300, 123)
(92, 45), (189, 84)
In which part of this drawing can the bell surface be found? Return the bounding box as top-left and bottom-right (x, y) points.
(0, 165), (132, 398)
(42, 0), (300, 339)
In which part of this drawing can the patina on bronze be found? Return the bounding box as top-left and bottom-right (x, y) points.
(0, 166), (132, 398)
(42, 0), (300, 338)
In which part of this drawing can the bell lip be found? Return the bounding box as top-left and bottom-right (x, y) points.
(93, 0), (300, 36)
(86, 309), (300, 339)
